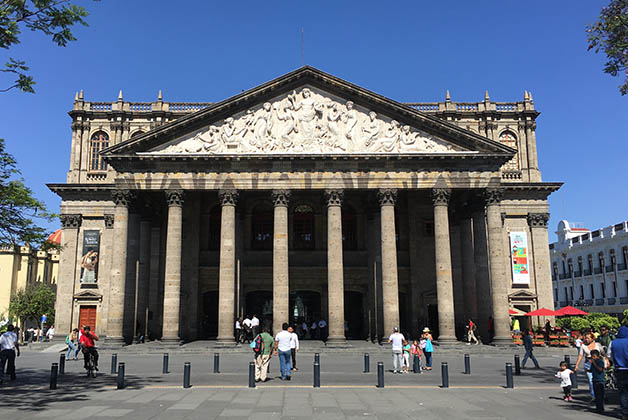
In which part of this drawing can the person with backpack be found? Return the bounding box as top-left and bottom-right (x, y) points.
(65, 328), (79, 360)
(252, 326), (274, 382)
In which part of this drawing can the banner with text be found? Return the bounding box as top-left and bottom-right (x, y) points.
(509, 231), (530, 285)
(80, 230), (100, 284)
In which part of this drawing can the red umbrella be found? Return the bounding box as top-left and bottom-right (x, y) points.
(555, 305), (589, 316)
(508, 308), (517, 315)
(525, 308), (558, 316)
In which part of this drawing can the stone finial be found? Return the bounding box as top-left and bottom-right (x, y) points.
(74, 91), (79, 101)
(118, 90), (123, 101)
(158, 90), (163, 101)
(79, 89), (84, 99)
(524, 90), (529, 100)
(445, 90), (451, 101)
(529, 91), (533, 102)
(484, 90), (490, 101)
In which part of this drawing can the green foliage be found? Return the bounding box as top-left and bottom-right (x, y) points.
(0, 0), (92, 93)
(556, 312), (620, 332)
(570, 317), (592, 332)
(0, 138), (57, 246)
(622, 309), (628, 326)
(8, 282), (56, 325)
(586, 0), (628, 95)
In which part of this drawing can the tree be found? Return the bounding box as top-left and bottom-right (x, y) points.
(586, 0), (628, 95)
(1, 0), (92, 93)
(0, 138), (56, 246)
(8, 282), (56, 328)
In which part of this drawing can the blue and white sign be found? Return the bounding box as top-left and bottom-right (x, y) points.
(40, 314), (47, 324)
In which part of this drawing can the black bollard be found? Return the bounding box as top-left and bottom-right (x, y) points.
(571, 368), (578, 389)
(111, 353), (118, 374)
(413, 354), (420, 374)
(183, 362), (191, 389)
(50, 363), (58, 390)
(377, 362), (384, 388)
(441, 362), (449, 388)
(249, 362), (255, 388)
(514, 354), (521, 376)
(313, 361), (320, 388)
(464, 354), (471, 375)
(162, 353), (169, 374)
(213, 353), (220, 373)
(314, 353), (320, 364)
(564, 355), (571, 367)
(117, 362), (125, 389)
(59, 354), (65, 375)
(364, 353), (370, 373)
(506, 362), (514, 389)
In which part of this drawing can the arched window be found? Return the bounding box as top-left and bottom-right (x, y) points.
(293, 204), (314, 250)
(208, 206), (221, 251)
(130, 130), (145, 139)
(89, 131), (109, 171)
(499, 131), (519, 170)
(251, 202), (273, 250)
(342, 206), (357, 250)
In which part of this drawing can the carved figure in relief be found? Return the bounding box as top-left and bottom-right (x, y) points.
(362, 111), (380, 148)
(375, 120), (401, 153)
(325, 103), (345, 151)
(202, 125), (220, 153)
(251, 102), (274, 150)
(291, 88), (322, 141)
(221, 116), (250, 150)
(343, 101), (358, 151)
(273, 102), (298, 150)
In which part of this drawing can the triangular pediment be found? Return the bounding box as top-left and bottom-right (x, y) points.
(103, 66), (514, 159)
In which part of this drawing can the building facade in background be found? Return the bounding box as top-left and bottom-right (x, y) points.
(551, 220), (628, 316)
(48, 67), (561, 345)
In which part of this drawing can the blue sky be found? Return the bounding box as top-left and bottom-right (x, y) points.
(2, 1), (626, 241)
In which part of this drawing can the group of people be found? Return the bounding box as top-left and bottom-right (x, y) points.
(235, 315), (260, 344)
(388, 327), (434, 374)
(250, 323), (300, 382)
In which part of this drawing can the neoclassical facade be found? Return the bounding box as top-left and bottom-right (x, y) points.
(49, 67), (561, 345)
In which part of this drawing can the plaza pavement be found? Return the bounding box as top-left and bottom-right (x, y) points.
(0, 342), (623, 419)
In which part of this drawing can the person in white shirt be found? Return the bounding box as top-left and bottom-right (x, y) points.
(235, 319), (242, 344)
(46, 325), (55, 341)
(251, 315), (260, 336)
(243, 316), (253, 343)
(288, 326), (299, 371)
(388, 327), (407, 374)
(555, 361), (573, 401)
(0, 324), (20, 382)
(274, 323), (293, 380)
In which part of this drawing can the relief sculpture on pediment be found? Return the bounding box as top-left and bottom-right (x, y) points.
(151, 87), (461, 155)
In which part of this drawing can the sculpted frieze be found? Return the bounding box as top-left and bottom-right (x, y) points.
(146, 87), (465, 155)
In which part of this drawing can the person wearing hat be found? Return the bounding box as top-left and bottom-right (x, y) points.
(388, 327), (407, 374)
(420, 328), (434, 370)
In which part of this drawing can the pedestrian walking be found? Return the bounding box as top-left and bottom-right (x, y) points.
(608, 325), (628, 420)
(512, 318), (521, 335)
(289, 326), (299, 371)
(65, 328), (80, 360)
(467, 319), (479, 345)
(402, 340), (411, 373)
(388, 327), (406, 374)
(251, 314), (260, 337)
(253, 327), (274, 382)
(591, 349), (606, 414)
(46, 325), (55, 341)
(235, 318), (242, 344)
(574, 332), (605, 402)
(411, 340), (423, 373)
(554, 361), (573, 401)
(521, 330), (540, 369)
(421, 328), (433, 370)
(243, 316), (252, 343)
(0, 325), (20, 383)
(274, 323), (292, 380)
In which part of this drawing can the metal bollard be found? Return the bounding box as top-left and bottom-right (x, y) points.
(50, 363), (58, 390)
(505, 362), (514, 389)
(59, 354), (65, 375)
(441, 362), (449, 388)
(363, 353), (370, 373)
(213, 353), (220, 373)
(313, 361), (320, 388)
(413, 354), (420, 373)
(111, 353), (118, 374)
(571, 369), (578, 389)
(117, 362), (125, 389)
(162, 353), (169, 374)
(314, 353), (320, 364)
(249, 362), (255, 388)
(377, 362), (384, 388)
(514, 354), (521, 376)
(564, 355), (571, 367)
(183, 362), (191, 389)
(464, 354), (470, 375)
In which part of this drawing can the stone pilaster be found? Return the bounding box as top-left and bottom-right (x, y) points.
(217, 189), (238, 343)
(528, 213), (555, 323)
(485, 189), (510, 344)
(136, 219), (151, 342)
(460, 217), (478, 321)
(431, 188), (456, 342)
(378, 189), (399, 335)
(54, 214), (82, 338)
(525, 120), (541, 182)
(272, 189), (290, 335)
(148, 225), (161, 339)
(325, 189), (345, 343)
(162, 189), (184, 342)
(108, 190), (132, 343)
(473, 210), (492, 341)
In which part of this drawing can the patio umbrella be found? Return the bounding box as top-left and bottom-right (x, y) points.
(509, 308), (525, 316)
(524, 308), (558, 316)
(555, 305), (589, 316)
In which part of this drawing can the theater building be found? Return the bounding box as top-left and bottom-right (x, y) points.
(49, 67), (561, 345)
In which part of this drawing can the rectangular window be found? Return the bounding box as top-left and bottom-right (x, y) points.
(554, 289), (558, 301)
(564, 287), (568, 301)
(590, 284), (595, 299)
(613, 281), (617, 297)
(580, 285), (584, 300)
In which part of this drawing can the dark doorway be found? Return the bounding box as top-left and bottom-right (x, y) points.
(427, 304), (439, 338)
(245, 290), (273, 329)
(344, 291), (364, 339)
(201, 291), (218, 339)
(399, 292), (409, 336)
(289, 291), (321, 338)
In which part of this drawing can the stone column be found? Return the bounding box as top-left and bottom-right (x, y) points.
(460, 217), (478, 320)
(136, 219), (151, 342)
(217, 189), (238, 343)
(162, 190), (184, 342)
(108, 190), (132, 343)
(148, 225), (161, 339)
(473, 210), (491, 340)
(325, 189), (345, 343)
(272, 190), (290, 335)
(528, 213), (555, 323)
(378, 189), (399, 335)
(54, 214), (82, 338)
(485, 189), (510, 344)
(431, 189), (457, 342)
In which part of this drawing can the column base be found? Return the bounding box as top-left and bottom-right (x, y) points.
(325, 336), (349, 347)
(436, 335), (458, 344)
(161, 336), (181, 345)
(490, 335), (513, 345)
(106, 336), (126, 346)
(215, 337), (235, 347)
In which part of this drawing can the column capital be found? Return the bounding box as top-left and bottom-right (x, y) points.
(271, 189), (291, 207)
(165, 189), (184, 207)
(431, 188), (451, 206)
(377, 188), (397, 206)
(112, 189), (133, 207)
(218, 189), (238, 207)
(484, 188), (503, 206)
(324, 189), (344, 207)
(60, 214), (82, 229)
(104, 214), (114, 229)
(527, 212), (549, 228)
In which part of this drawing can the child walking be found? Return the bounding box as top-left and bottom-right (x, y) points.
(411, 340), (423, 373)
(402, 341), (411, 373)
(554, 361), (573, 401)
(590, 349), (606, 414)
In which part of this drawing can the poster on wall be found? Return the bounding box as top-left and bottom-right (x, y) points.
(80, 230), (100, 284)
(509, 231), (530, 285)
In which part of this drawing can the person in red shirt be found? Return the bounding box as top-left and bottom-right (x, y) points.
(79, 326), (99, 371)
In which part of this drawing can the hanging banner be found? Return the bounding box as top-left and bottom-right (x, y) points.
(80, 230), (100, 283)
(509, 231), (530, 285)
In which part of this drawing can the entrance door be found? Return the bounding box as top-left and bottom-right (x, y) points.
(289, 291), (321, 338)
(79, 305), (97, 331)
(202, 291), (218, 339)
(245, 291), (273, 330)
(344, 291), (364, 339)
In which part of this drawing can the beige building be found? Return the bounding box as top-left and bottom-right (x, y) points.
(49, 67), (561, 345)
